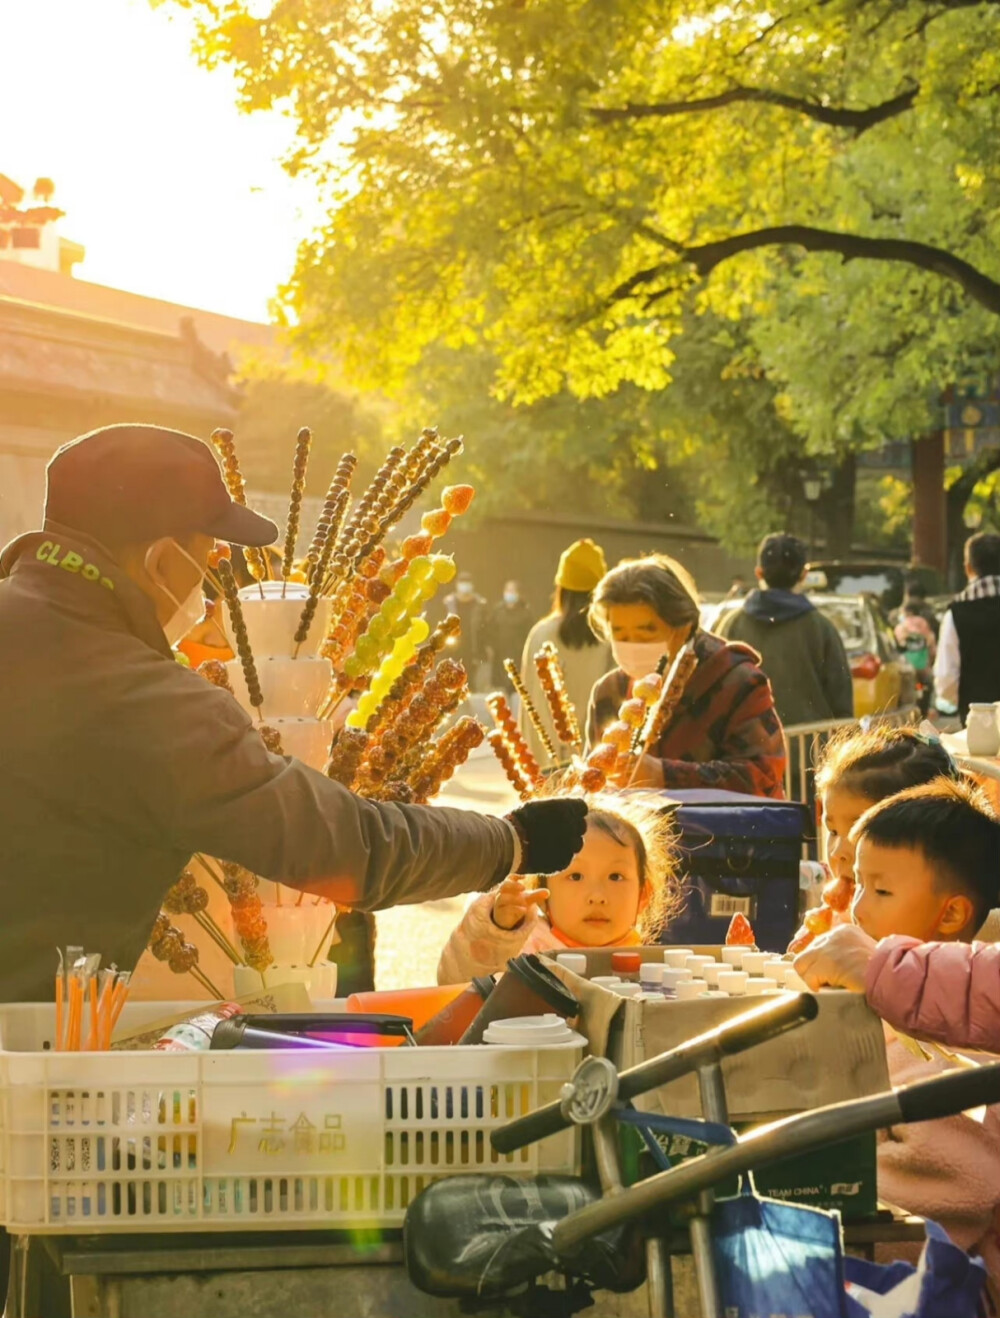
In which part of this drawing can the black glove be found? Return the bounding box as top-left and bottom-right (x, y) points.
(506, 798), (588, 875)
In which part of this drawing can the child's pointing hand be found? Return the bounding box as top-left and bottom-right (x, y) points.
(491, 877), (551, 931)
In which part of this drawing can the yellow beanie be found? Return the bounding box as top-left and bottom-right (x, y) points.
(555, 539), (608, 593)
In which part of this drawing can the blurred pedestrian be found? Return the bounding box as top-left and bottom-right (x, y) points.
(724, 574), (750, 600)
(519, 539), (611, 763)
(935, 532), (1000, 723)
(441, 571), (488, 688)
(485, 580), (533, 691)
(716, 532), (853, 726)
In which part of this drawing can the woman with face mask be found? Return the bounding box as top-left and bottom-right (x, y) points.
(586, 554), (787, 798)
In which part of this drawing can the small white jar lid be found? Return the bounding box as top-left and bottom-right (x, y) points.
(762, 959), (789, 985)
(591, 975), (625, 989)
(675, 979), (706, 1001)
(555, 953), (588, 976)
(482, 1014), (585, 1046)
(684, 955), (716, 974)
(720, 947), (749, 967)
(662, 948), (694, 969)
(661, 968), (693, 991)
(718, 970), (749, 995)
(744, 977), (779, 997)
(700, 962), (727, 988)
(639, 963), (667, 986)
(610, 982), (642, 998)
(742, 952), (771, 976)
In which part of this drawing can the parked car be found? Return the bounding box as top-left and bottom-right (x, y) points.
(708, 592), (916, 719)
(805, 561), (908, 614)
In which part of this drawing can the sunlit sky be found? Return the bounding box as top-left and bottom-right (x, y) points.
(3, 0), (314, 323)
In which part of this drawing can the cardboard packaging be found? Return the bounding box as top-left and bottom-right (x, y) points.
(547, 948), (890, 1219)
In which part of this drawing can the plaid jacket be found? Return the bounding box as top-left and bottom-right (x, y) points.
(586, 630), (787, 799)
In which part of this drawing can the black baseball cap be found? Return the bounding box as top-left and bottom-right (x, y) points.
(45, 424), (278, 548)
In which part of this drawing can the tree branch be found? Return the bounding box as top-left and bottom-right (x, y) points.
(590, 84), (918, 134)
(609, 226), (1000, 317)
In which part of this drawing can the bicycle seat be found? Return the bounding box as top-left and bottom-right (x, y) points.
(404, 1173), (646, 1300)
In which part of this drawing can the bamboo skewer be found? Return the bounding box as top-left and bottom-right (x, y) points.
(502, 658), (558, 765)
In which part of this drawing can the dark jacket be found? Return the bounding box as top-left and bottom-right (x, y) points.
(0, 527), (514, 1001)
(952, 596), (1000, 723)
(586, 630), (787, 799)
(715, 589), (854, 727)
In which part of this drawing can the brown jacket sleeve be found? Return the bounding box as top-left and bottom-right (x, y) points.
(98, 664), (514, 910)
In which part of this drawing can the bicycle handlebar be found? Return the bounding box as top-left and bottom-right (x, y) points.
(491, 992), (818, 1155)
(551, 1061), (1000, 1252)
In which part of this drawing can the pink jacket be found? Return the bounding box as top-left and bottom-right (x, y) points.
(437, 889), (563, 984)
(880, 1030), (1000, 1283)
(867, 935), (1000, 1053)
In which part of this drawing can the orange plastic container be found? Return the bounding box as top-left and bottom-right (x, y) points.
(344, 984), (469, 1046)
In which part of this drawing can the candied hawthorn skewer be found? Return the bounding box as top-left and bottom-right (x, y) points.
(305, 452), (357, 583)
(502, 658), (558, 766)
(280, 426), (312, 592)
(293, 488), (350, 655)
(485, 692), (544, 794)
(534, 643), (583, 753)
(409, 717), (486, 803)
(218, 557), (264, 718)
(221, 862), (273, 973)
(149, 913), (225, 998)
(210, 428), (269, 586)
(623, 644), (699, 787)
(326, 726), (370, 790)
(162, 871), (242, 965)
(198, 657), (234, 695)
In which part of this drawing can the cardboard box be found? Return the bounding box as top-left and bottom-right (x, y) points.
(548, 949), (890, 1220)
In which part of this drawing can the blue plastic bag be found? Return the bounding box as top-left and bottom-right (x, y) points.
(711, 1180), (852, 1318)
(711, 1180), (987, 1318)
(843, 1220), (987, 1318)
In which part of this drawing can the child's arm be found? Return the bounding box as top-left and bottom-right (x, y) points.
(867, 937), (1000, 1052)
(436, 880), (550, 985)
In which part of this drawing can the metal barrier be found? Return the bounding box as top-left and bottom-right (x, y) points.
(783, 707), (919, 859)
(782, 706), (920, 806)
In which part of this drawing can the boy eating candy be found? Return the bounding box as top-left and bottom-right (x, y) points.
(849, 777), (1000, 1284)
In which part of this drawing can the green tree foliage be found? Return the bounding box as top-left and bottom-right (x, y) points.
(166, 0), (1000, 547)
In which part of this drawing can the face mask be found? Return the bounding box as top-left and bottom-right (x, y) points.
(612, 638), (669, 681)
(145, 539), (205, 646)
(503, 591), (519, 606)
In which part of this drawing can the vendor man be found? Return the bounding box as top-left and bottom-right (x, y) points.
(0, 424), (586, 1001)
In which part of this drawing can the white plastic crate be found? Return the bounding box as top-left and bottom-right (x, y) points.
(0, 1003), (582, 1234)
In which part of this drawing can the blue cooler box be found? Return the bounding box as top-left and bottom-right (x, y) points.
(639, 789), (808, 953)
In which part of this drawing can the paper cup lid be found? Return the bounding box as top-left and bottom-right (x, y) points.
(481, 1014), (585, 1046)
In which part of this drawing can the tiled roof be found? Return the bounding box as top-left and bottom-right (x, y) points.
(0, 295), (238, 421)
(0, 261), (275, 359)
